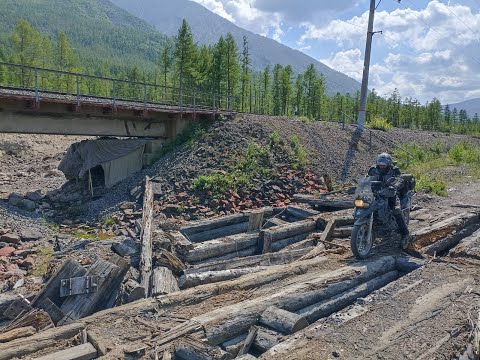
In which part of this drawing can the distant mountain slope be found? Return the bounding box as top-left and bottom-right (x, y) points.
(449, 98), (480, 118)
(0, 0), (170, 70)
(110, 0), (361, 96)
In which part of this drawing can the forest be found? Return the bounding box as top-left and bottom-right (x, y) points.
(0, 19), (479, 135)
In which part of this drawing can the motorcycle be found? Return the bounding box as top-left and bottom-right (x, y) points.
(350, 174), (415, 259)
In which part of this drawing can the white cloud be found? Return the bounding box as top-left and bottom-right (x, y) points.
(193, 0), (235, 22)
(321, 48), (364, 82)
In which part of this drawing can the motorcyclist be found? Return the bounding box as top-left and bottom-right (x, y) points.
(367, 153), (410, 246)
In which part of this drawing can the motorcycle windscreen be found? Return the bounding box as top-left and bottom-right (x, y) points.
(355, 176), (375, 202)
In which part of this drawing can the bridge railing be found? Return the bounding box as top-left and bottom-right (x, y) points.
(0, 62), (235, 113)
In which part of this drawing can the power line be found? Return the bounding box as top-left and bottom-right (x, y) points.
(436, 0), (480, 41)
(395, 0), (480, 66)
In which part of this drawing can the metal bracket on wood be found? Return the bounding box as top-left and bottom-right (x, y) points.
(60, 276), (98, 297)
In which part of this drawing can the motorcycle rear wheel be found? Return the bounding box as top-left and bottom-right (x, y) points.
(351, 223), (374, 259)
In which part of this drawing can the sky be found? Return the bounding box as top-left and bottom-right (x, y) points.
(191, 0), (480, 104)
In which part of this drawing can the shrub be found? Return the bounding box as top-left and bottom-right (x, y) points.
(368, 116), (392, 132)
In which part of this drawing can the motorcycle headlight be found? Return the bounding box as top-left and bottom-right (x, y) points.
(354, 199), (370, 208)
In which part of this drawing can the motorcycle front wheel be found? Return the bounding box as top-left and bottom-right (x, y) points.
(351, 223), (374, 259)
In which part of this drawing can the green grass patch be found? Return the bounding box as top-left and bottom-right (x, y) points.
(33, 246), (54, 277)
(394, 141), (480, 196)
(289, 135), (308, 170)
(367, 116), (392, 132)
(192, 143), (271, 197)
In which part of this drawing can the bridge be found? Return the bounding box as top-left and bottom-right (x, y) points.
(0, 62), (234, 138)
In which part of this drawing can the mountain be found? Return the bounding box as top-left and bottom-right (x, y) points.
(109, 0), (361, 96)
(448, 98), (480, 118)
(0, 0), (170, 70)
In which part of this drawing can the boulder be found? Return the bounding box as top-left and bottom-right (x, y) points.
(0, 233), (21, 244)
(20, 229), (43, 241)
(8, 193), (23, 207)
(26, 191), (43, 202)
(0, 247), (16, 257)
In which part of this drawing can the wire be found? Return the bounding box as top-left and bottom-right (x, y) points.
(395, 0), (480, 66)
(436, 0), (480, 41)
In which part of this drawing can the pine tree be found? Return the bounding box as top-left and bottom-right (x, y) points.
(224, 33), (240, 109)
(174, 19), (197, 105)
(158, 43), (173, 89)
(241, 35), (250, 112)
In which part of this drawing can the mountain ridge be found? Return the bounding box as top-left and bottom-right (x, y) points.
(109, 0), (361, 96)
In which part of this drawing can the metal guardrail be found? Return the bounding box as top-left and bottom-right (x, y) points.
(0, 62), (235, 114)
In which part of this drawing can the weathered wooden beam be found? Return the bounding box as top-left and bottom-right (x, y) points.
(180, 213), (250, 237)
(0, 293), (22, 319)
(151, 267), (180, 295)
(259, 306), (308, 334)
(34, 342), (97, 360)
(179, 266), (270, 289)
(248, 210), (265, 231)
(449, 228), (480, 260)
(0, 322), (85, 360)
(31, 259), (86, 308)
(299, 270), (398, 323)
(123, 279), (146, 303)
(184, 233), (260, 263)
(263, 219), (317, 244)
(251, 326), (283, 353)
(237, 326), (258, 356)
(0, 326), (36, 343)
(298, 219), (338, 261)
(140, 175), (154, 294)
(286, 205), (319, 220)
(59, 258), (129, 324)
(270, 233), (309, 252)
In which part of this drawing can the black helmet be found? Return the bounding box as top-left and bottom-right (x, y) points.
(376, 153), (392, 168)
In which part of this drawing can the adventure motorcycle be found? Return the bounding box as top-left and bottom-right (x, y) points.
(350, 174), (415, 259)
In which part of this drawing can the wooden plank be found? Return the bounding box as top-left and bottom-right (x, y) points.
(3, 299), (32, 320)
(252, 326), (283, 353)
(36, 298), (66, 325)
(259, 306), (308, 334)
(151, 267), (180, 295)
(31, 258), (86, 308)
(140, 175), (154, 295)
(123, 279), (146, 303)
(270, 233), (310, 252)
(263, 219), (317, 243)
(59, 259), (128, 324)
(247, 210), (265, 231)
(450, 228), (480, 260)
(34, 342), (97, 360)
(262, 230), (274, 254)
(238, 326), (258, 356)
(180, 213), (250, 236)
(0, 322), (85, 360)
(0, 293), (21, 319)
(312, 200), (354, 210)
(179, 266), (270, 289)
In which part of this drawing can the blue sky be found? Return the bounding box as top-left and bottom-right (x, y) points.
(191, 0), (480, 104)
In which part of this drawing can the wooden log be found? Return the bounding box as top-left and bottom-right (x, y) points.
(184, 233), (260, 263)
(281, 238), (318, 252)
(192, 247), (257, 264)
(31, 259), (86, 308)
(156, 249), (185, 274)
(0, 322), (85, 360)
(221, 333), (247, 356)
(0, 326), (36, 343)
(59, 259), (129, 324)
(3, 299), (32, 320)
(262, 230), (273, 254)
(421, 220), (480, 256)
(248, 210), (265, 231)
(180, 213), (250, 237)
(238, 326), (258, 356)
(202, 257), (396, 345)
(286, 206), (319, 220)
(186, 222), (250, 243)
(87, 331), (107, 357)
(452, 203), (480, 209)
(34, 342), (97, 360)
(259, 306), (308, 334)
(450, 229), (480, 260)
(168, 231), (194, 252)
(395, 256), (426, 273)
(292, 194), (316, 203)
(264, 217), (289, 228)
(410, 212), (478, 250)
(140, 175), (154, 294)
(186, 248), (312, 274)
(175, 340), (233, 360)
(123, 279), (146, 303)
(270, 233), (309, 252)
(299, 270), (398, 323)
(151, 267), (180, 295)
(332, 227), (352, 238)
(179, 266), (270, 289)
(263, 219), (317, 243)
(251, 326), (283, 353)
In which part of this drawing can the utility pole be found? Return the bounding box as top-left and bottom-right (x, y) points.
(357, 0), (380, 129)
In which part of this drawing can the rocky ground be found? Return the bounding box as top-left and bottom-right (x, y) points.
(0, 115), (479, 359)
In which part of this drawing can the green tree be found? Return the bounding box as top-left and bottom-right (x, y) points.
(224, 33), (240, 109)
(157, 43), (173, 89)
(240, 35), (250, 112)
(174, 19), (197, 104)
